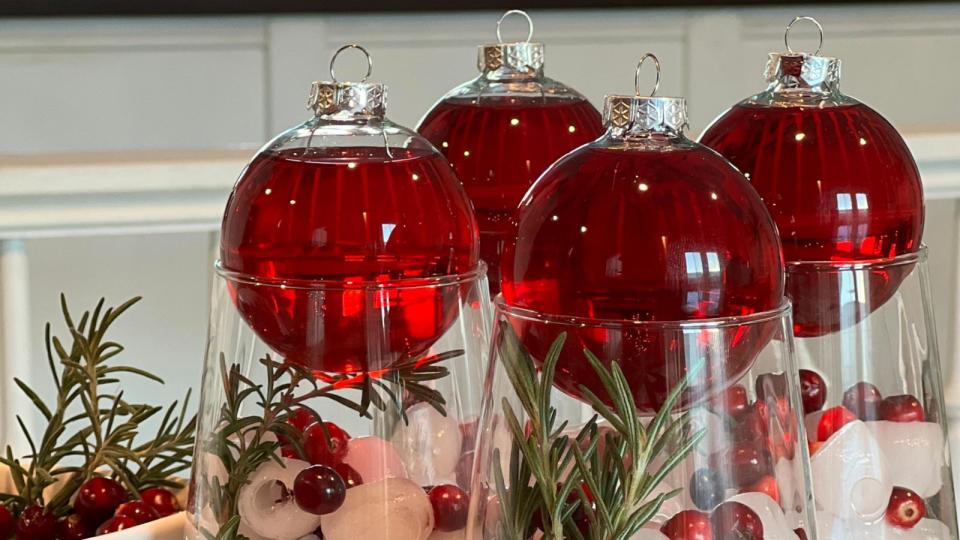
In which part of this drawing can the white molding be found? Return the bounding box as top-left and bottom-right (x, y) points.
(0, 151), (249, 238)
(0, 17), (267, 50)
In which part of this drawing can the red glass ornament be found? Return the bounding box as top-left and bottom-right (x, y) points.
(701, 46), (922, 337)
(220, 48), (478, 373)
(502, 81), (783, 411)
(418, 15), (602, 295)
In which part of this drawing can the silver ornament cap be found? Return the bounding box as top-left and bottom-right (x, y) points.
(308, 44), (387, 119)
(764, 16), (841, 93)
(602, 53), (688, 136)
(478, 10), (545, 76)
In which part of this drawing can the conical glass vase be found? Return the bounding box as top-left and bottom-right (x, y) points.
(470, 300), (818, 540)
(787, 246), (958, 538)
(186, 264), (492, 540)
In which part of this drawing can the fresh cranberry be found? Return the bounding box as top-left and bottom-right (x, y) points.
(808, 440), (824, 456)
(794, 528), (809, 540)
(816, 406), (857, 441)
(880, 395), (925, 423)
(96, 515), (138, 534)
(140, 487), (181, 517)
(429, 484), (470, 532)
(280, 444), (301, 459)
(333, 463), (363, 489)
(0, 505), (13, 539)
(568, 483), (594, 535)
(15, 506), (57, 540)
(660, 510), (713, 540)
(74, 476), (128, 523)
(712, 384), (749, 416)
(287, 407), (317, 433)
(741, 475), (781, 505)
(115, 500), (161, 525)
(711, 443), (773, 489)
(886, 487), (925, 529)
(56, 513), (94, 540)
(294, 465), (346, 515)
(755, 373), (787, 404)
(732, 402), (768, 442)
(303, 422), (351, 465)
(798, 369), (827, 414)
(711, 501), (764, 539)
(688, 468), (723, 511)
(843, 382), (883, 421)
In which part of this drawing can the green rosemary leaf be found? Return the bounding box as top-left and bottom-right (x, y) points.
(14, 378), (53, 421)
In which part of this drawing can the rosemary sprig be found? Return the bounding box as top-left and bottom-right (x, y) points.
(494, 322), (704, 540)
(201, 348), (462, 540)
(0, 296), (196, 517)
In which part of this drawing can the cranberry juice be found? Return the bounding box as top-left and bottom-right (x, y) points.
(418, 96), (602, 295)
(501, 142), (784, 412)
(220, 146), (478, 373)
(701, 103), (923, 336)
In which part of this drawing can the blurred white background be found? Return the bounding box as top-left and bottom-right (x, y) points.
(0, 4), (959, 455)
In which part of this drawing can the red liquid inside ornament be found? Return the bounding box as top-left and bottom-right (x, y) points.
(501, 142), (784, 412)
(418, 97), (603, 295)
(220, 146), (478, 373)
(701, 103), (923, 336)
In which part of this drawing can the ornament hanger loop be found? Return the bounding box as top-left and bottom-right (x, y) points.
(497, 9), (534, 44)
(634, 53), (661, 97)
(785, 16), (824, 55)
(330, 43), (373, 83)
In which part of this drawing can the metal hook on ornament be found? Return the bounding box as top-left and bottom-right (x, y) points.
(497, 9), (534, 44)
(785, 16), (824, 55)
(635, 53), (661, 97)
(330, 43), (374, 83)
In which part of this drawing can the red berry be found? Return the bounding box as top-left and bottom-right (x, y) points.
(688, 468), (724, 511)
(880, 395), (925, 423)
(794, 528), (809, 540)
(711, 443), (773, 489)
(741, 475), (781, 505)
(293, 465), (346, 515)
(732, 402), (768, 442)
(798, 369), (827, 414)
(140, 487), (181, 517)
(15, 506), (57, 540)
(816, 406), (857, 441)
(886, 487), (925, 529)
(660, 510), (713, 540)
(711, 501), (764, 539)
(429, 484), (470, 532)
(843, 382), (883, 421)
(287, 407), (317, 433)
(74, 476), (128, 523)
(303, 422), (351, 465)
(712, 384), (749, 416)
(56, 513), (95, 540)
(96, 515), (138, 534)
(333, 463), (363, 489)
(0, 505), (13, 539)
(755, 373), (787, 403)
(115, 500), (161, 525)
